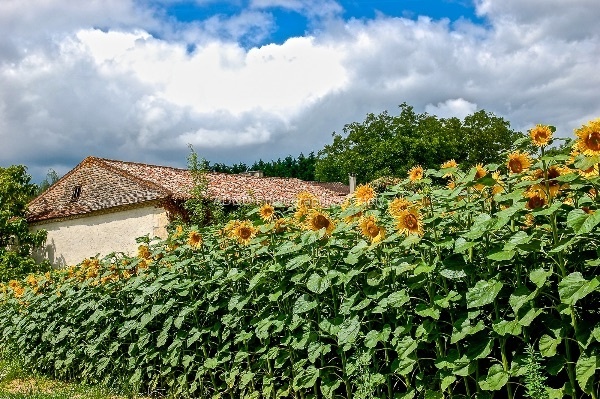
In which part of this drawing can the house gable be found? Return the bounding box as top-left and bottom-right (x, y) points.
(28, 157), (169, 223)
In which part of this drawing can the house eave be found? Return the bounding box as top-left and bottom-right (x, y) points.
(28, 199), (165, 226)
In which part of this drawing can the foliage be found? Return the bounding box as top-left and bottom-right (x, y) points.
(0, 165), (49, 282)
(524, 345), (549, 399)
(0, 349), (144, 399)
(1, 121), (600, 398)
(315, 103), (524, 183)
(210, 152), (317, 181)
(183, 146), (225, 227)
(35, 169), (60, 197)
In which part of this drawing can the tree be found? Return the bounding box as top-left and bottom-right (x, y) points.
(0, 165), (49, 282)
(35, 168), (60, 196)
(315, 103), (523, 183)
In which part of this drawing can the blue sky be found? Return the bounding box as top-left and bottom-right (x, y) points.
(0, 0), (599, 182)
(165, 0), (483, 45)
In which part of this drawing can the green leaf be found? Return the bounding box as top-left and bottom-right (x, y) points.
(293, 294), (318, 314)
(466, 335), (493, 360)
(509, 286), (535, 313)
(568, 208), (600, 234)
(558, 272), (600, 306)
(307, 342), (331, 363)
(466, 280), (503, 308)
(321, 379), (341, 399)
(504, 230), (532, 251)
(486, 249), (515, 261)
(306, 273), (331, 294)
(530, 268), (552, 288)
(204, 357), (218, 369)
(492, 319), (522, 336)
(479, 364), (509, 391)
(287, 254), (312, 270)
(337, 316), (360, 346)
(415, 304), (440, 320)
(539, 334), (561, 357)
(576, 353), (598, 393)
(364, 325), (391, 349)
(293, 365), (319, 390)
(393, 336), (417, 375)
(517, 307), (543, 327)
(454, 237), (476, 254)
(451, 318), (485, 344)
(378, 290), (409, 309)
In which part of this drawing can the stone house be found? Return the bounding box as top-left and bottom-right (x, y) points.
(27, 156), (349, 266)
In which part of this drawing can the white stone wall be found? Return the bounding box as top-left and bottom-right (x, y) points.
(31, 205), (169, 267)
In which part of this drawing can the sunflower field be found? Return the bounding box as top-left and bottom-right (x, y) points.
(1, 121), (600, 398)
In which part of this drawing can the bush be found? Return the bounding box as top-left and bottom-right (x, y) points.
(0, 121), (599, 398)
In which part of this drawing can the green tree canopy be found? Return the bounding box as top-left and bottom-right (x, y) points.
(315, 103), (524, 183)
(0, 165), (49, 281)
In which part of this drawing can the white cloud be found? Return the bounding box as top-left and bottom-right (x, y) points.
(425, 99), (477, 119)
(250, 0), (343, 19)
(1, 0), (600, 181)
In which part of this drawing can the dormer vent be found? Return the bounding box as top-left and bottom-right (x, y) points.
(71, 185), (82, 201)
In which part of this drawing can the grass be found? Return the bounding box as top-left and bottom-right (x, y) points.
(0, 355), (148, 399)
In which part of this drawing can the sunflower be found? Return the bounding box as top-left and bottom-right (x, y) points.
(408, 165), (424, 182)
(574, 118), (600, 156)
(25, 274), (38, 288)
(395, 208), (423, 236)
(473, 163), (487, 191)
(354, 184), (376, 205)
(539, 165), (566, 198)
(578, 164), (599, 178)
(274, 217), (289, 233)
(441, 159), (458, 178)
(259, 203), (276, 221)
(187, 230), (203, 248)
(8, 280), (24, 298)
(529, 124), (553, 147)
(344, 210), (362, 224)
(233, 220), (257, 245)
(359, 215), (386, 243)
(525, 186), (547, 209)
(174, 225), (184, 237)
(388, 197), (412, 218)
(138, 245), (151, 260)
(441, 159), (458, 169)
(223, 220), (241, 239)
(507, 151), (532, 173)
(491, 172), (504, 195)
(296, 191), (319, 211)
(306, 210), (335, 235)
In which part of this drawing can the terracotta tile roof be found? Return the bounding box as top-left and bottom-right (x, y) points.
(28, 156), (348, 223)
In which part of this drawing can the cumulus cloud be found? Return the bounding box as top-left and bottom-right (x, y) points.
(1, 0), (600, 182)
(425, 99), (478, 119)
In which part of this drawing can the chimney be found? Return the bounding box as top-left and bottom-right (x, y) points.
(349, 173), (356, 194)
(243, 170), (264, 177)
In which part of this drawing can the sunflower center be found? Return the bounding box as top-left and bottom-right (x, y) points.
(586, 131), (600, 151)
(508, 158), (523, 173)
(404, 214), (418, 230)
(366, 223), (379, 237)
(313, 214), (330, 229)
(527, 195), (545, 209)
(239, 227), (253, 240)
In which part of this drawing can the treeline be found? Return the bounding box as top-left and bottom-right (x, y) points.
(208, 102), (527, 184)
(209, 152), (317, 181)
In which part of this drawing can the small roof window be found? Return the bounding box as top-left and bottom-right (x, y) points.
(71, 185), (82, 201)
